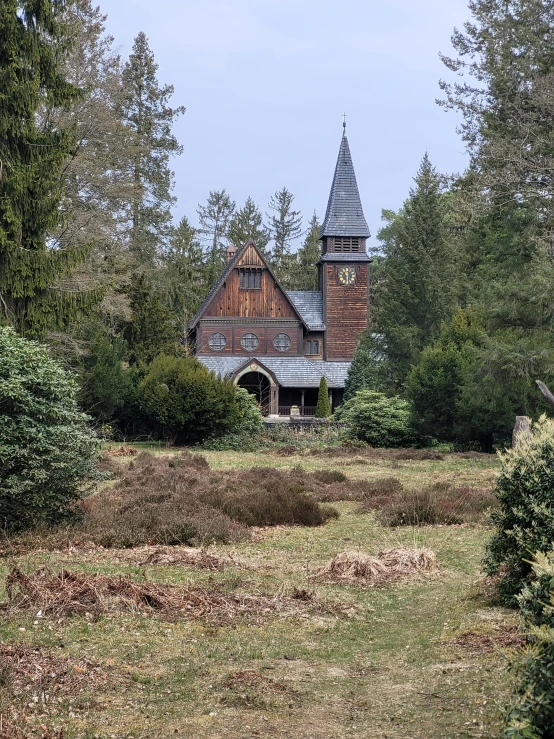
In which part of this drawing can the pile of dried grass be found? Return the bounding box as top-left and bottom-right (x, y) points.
(312, 547), (437, 587)
(219, 669), (300, 709)
(1, 567), (342, 625)
(448, 626), (523, 654)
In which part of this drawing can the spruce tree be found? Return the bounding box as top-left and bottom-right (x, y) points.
(162, 217), (207, 330)
(0, 0), (101, 338)
(124, 273), (179, 365)
(266, 187), (303, 281)
(122, 32), (185, 266)
(377, 154), (458, 387)
(315, 377), (331, 418)
(343, 332), (385, 401)
(228, 197), (269, 252)
(286, 212), (321, 290)
(197, 189), (236, 287)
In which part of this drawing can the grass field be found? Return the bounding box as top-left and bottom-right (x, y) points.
(0, 447), (519, 738)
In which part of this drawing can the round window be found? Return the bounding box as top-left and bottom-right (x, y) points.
(208, 332), (226, 351)
(273, 333), (291, 352)
(240, 333), (259, 352)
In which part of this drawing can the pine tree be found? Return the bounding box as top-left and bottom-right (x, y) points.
(162, 217), (207, 331)
(197, 189), (236, 287)
(266, 187), (303, 281)
(122, 32), (185, 267)
(0, 0), (101, 338)
(315, 377), (331, 418)
(376, 154), (458, 387)
(286, 211), (321, 290)
(228, 197), (269, 252)
(343, 332), (385, 401)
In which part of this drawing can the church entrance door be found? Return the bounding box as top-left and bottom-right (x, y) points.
(237, 372), (271, 416)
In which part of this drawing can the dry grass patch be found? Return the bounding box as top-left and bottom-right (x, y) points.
(1, 567), (347, 625)
(0, 714), (63, 739)
(448, 626), (523, 655)
(134, 546), (236, 570)
(219, 669), (301, 709)
(312, 547), (437, 587)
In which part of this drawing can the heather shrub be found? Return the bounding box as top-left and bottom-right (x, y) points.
(0, 328), (100, 533)
(503, 552), (554, 739)
(334, 390), (417, 447)
(484, 416), (554, 605)
(79, 453), (338, 547)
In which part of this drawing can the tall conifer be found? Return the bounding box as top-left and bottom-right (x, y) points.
(122, 32), (185, 267)
(0, 0), (100, 337)
(228, 197), (269, 252)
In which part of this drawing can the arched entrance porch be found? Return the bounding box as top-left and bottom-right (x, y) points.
(233, 361), (279, 417)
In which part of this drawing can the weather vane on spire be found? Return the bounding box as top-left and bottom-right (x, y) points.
(342, 113), (347, 134)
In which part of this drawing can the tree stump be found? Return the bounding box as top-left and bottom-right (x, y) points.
(513, 416), (531, 448)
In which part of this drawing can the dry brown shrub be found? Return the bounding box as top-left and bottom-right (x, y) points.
(374, 482), (496, 527)
(104, 445), (138, 457)
(313, 547), (437, 587)
(1, 567), (345, 625)
(79, 453), (339, 548)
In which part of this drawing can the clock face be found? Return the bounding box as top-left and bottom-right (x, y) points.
(338, 266), (356, 286)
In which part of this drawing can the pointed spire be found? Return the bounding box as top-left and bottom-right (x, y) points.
(320, 132), (370, 239)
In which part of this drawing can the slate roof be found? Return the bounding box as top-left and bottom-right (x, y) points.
(197, 355), (351, 388)
(317, 253), (371, 263)
(320, 134), (370, 239)
(286, 291), (325, 331)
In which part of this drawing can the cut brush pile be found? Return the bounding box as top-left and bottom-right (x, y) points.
(312, 548), (438, 587)
(1, 567), (345, 625)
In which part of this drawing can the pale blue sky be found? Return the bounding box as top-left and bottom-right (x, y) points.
(99, 0), (471, 246)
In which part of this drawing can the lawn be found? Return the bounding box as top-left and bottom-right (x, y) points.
(0, 447), (517, 738)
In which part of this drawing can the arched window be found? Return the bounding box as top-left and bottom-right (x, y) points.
(208, 332), (226, 351)
(273, 333), (291, 352)
(240, 333), (259, 351)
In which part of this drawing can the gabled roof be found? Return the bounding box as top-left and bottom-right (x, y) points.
(287, 291), (325, 331)
(188, 240), (306, 331)
(320, 133), (370, 239)
(197, 355), (351, 388)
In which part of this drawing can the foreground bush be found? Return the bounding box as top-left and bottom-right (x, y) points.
(503, 552), (554, 739)
(334, 390), (416, 447)
(79, 452), (338, 547)
(0, 328), (100, 533)
(484, 416), (554, 605)
(138, 354), (237, 443)
(203, 387), (264, 450)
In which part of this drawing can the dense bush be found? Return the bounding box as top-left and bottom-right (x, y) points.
(78, 329), (130, 424)
(484, 416), (554, 605)
(334, 389), (416, 447)
(503, 552), (554, 739)
(138, 354), (237, 442)
(202, 387), (263, 450)
(0, 328), (100, 532)
(315, 376), (331, 418)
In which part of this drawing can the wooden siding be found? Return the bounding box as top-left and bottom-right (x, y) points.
(204, 245), (298, 320)
(199, 322), (302, 356)
(324, 264), (368, 360)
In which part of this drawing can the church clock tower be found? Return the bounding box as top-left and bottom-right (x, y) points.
(319, 126), (370, 361)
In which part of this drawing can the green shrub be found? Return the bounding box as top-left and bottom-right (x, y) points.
(315, 377), (331, 418)
(138, 354), (237, 443)
(334, 389), (416, 447)
(503, 552), (554, 739)
(78, 329), (130, 424)
(0, 328), (100, 532)
(203, 387), (264, 450)
(484, 416), (554, 605)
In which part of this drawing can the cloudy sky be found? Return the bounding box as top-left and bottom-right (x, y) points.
(98, 0), (472, 247)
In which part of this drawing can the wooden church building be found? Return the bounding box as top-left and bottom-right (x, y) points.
(188, 129), (370, 417)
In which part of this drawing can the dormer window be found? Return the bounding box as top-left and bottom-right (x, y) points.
(239, 268), (262, 289)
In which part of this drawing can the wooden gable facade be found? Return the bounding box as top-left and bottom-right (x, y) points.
(194, 242), (309, 358)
